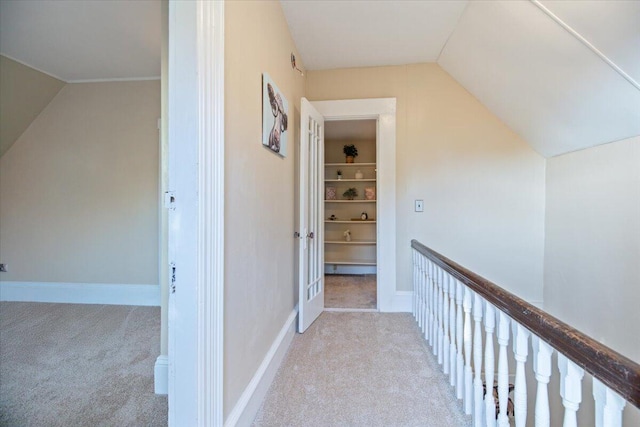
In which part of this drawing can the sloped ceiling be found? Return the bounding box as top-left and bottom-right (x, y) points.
(282, 0), (640, 158)
(0, 0), (160, 82)
(438, 1), (640, 157)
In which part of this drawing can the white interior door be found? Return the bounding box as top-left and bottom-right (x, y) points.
(298, 98), (325, 333)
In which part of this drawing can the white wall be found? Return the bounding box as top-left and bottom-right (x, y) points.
(224, 0), (305, 418)
(0, 81), (160, 285)
(544, 136), (640, 361)
(307, 64), (546, 301)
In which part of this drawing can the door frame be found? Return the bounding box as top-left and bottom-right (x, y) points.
(167, 0), (224, 425)
(312, 98), (397, 312)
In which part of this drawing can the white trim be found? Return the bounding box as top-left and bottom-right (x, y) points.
(197, 0), (225, 424)
(155, 355), (169, 395)
(312, 98), (397, 313)
(530, 0), (640, 91)
(224, 308), (298, 427)
(0, 281), (159, 306)
(68, 76), (161, 84)
(389, 290), (413, 313)
(324, 307), (378, 313)
(0, 53), (66, 82)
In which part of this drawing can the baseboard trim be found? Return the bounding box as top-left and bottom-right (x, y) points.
(154, 355), (169, 395)
(0, 281), (160, 306)
(224, 307), (298, 427)
(387, 291), (412, 312)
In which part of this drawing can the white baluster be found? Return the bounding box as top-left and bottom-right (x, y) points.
(431, 263), (437, 349)
(473, 293), (484, 426)
(463, 286), (473, 415)
(449, 277), (457, 388)
(433, 267), (439, 356)
(456, 280), (464, 400)
(437, 268), (444, 364)
(484, 303), (497, 427)
(532, 336), (552, 427)
(558, 354), (585, 427)
(418, 256), (424, 333)
(426, 260), (433, 344)
(497, 311), (511, 427)
(425, 259), (431, 342)
(412, 251), (416, 319)
(512, 323), (530, 427)
(593, 378), (626, 427)
(443, 274), (450, 375)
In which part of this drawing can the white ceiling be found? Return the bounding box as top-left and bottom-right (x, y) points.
(0, 0), (161, 82)
(282, 0), (640, 157)
(1, 0), (637, 157)
(281, 0), (468, 70)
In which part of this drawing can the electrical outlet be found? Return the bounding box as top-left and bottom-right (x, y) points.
(0, 264), (7, 272)
(415, 200), (424, 212)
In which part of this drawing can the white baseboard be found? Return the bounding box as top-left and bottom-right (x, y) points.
(0, 281), (160, 306)
(388, 291), (412, 312)
(154, 355), (169, 395)
(224, 307), (298, 427)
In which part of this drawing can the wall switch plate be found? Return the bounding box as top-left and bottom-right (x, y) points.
(0, 264), (7, 272)
(415, 200), (424, 212)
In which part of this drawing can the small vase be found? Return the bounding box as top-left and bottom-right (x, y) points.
(355, 170), (363, 179)
(346, 156), (354, 163)
(337, 174), (342, 180)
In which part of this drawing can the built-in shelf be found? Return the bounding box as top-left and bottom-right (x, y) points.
(324, 260), (377, 266)
(325, 200), (376, 203)
(325, 179), (376, 182)
(325, 220), (376, 224)
(325, 240), (376, 245)
(324, 162), (376, 167)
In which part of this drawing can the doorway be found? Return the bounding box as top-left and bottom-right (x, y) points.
(323, 119), (378, 310)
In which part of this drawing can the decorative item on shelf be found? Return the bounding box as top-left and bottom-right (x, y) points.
(343, 229), (352, 242)
(365, 187), (376, 200)
(360, 212), (368, 220)
(343, 144), (358, 163)
(343, 188), (358, 200)
(326, 186), (337, 200)
(329, 214), (337, 221)
(262, 73), (288, 157)
(337, 170), (342, 180)
(355, 169), (363, 180)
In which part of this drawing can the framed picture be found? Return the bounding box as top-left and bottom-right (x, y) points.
(262, 73), (288, 157)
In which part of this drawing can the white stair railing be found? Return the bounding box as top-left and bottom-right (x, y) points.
(411, 240), (640, 427)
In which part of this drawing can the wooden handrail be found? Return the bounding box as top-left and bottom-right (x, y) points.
(411, 239), (640, 409)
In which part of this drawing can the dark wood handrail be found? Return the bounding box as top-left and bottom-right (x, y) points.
(411, 239), (640, 409)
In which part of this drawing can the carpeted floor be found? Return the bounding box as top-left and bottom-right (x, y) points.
(0, 302), (167, 427)
(324, 274), (376, 309)
(252, 312), (472, 427)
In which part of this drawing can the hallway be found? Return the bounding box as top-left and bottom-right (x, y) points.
(253, 312), (471, 426)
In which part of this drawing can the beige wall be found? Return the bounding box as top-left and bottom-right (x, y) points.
(544, 137), (640, 361)
(0, 55), (65, 157)
(0, 81), (160, 285)
(224, 0), (305, 417)
(307, 64), (546, 300)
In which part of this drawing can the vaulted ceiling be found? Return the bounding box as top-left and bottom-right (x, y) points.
(1, 1), (637, 158)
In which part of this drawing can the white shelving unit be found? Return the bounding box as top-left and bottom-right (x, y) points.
(324, 140), (377, 274)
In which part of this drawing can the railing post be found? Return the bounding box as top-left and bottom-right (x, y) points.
(512, 323), (530, 427)
(559, 353), (585, 427)
(456, 279), (464, 400)
(532, 335), (552, 427)
(463, 286), (473, 415)
(497, 311), (511, 427)
(484, 302), (497, 427)
(449, 276), (457, 388)
(593, 378), (626, 427)
(473, 293), (484, 427)
(443, 274), (450, 375)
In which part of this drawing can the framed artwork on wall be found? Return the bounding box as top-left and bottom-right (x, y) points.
(262, 73), (288, 157)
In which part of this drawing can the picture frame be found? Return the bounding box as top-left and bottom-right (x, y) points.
(262, 73), (288, 157)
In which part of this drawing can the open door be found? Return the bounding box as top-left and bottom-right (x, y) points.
(298, 98), (325, 332)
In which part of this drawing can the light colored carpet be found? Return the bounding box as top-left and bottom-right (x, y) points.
(324, 274), (376, 309)
(252, 312), (472, 427)
(0, 302), (167, 427)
